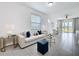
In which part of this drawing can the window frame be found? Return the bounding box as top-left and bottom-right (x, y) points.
(31, 14), (42, 33)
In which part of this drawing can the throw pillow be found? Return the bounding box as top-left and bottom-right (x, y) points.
(37, 30), (42, 35)
(26, 31), (31, 37)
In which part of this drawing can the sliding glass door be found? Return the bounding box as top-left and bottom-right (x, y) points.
(62, 19), (74, 33)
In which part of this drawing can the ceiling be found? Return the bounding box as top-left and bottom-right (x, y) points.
(25, 2), (50, 14)
(24, 2), (79, 15)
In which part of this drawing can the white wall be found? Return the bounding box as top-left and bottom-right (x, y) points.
(48, 6), (79, 31)
(0, 2), (48, 36)
(0, 2), (48, 46)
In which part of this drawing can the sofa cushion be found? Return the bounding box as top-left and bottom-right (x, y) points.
(20, 32), (26, 37)
(25, 34), (46, 43)
(18, 34), (25, 39)
(25, 36), (36, 42)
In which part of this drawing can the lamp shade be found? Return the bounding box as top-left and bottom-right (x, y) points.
(5, 24), (15, 34)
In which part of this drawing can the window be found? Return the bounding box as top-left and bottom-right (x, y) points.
(31, 15), (41, 33)
(62, 21), (73, 32)
(69, 22), (72, 27)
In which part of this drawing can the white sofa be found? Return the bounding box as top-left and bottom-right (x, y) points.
(17, 34), (47, 48)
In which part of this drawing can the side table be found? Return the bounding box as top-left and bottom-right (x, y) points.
(0, 37), (6, 52)
(0, 35), (18, 52)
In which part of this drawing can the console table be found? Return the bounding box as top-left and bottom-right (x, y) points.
(10, 35), (18, 48)
(0, 37), (6, 52)
(0, 35), (18, 52)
